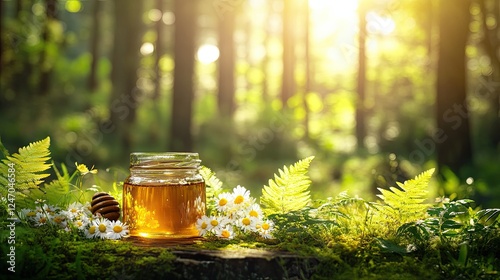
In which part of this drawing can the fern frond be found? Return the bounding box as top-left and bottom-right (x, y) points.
(42, 163), (72, 206)
(200, 166), (224, 200)
(260, 156), (314, 215)
(376, 168), (434, 225)
(0, 137), (51, 191)
(0, 136), (10, 158)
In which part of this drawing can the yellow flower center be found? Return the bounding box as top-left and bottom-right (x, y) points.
(210, 220), (218, 227)
(39, 217), (47, 223)
(219, 198), (228, 206)
(70, 208), (78, 213)
(201, 222), (208, 229)
(113, 225), (123, 233)
(234, 195), (244, 204)
(76, 221), (83, 227)
(262, 223), (270, 231)
(89, 226), (96, 234)
(99, 223), (107, 233)
(53, 216), (63, 223)
(221, 230), (230, 238)
(242, 217), (251, 226)
(27, 211), (36, 217)
(249, 210), (258, 217)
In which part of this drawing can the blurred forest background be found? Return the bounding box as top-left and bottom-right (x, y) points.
(1, 0), (499, 207)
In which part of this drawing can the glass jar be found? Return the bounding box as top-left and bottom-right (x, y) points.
(122, 152), (205, 238)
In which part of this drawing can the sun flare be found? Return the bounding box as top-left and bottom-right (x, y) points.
(309, 0), (358, 15)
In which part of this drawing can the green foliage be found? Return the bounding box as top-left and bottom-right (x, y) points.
(377, 168), (434, 226)
(0, 137), (52, 207)
(260, 156), (314, 215)
(313, 191), (379, 237)
(200, 166), (224, 200)
(200, 166), (225, 215)
(28, 163), (73, 208)
(391, 198), (500, 278)
(0, 137), (51, 189)
(0, 136), (498, 279)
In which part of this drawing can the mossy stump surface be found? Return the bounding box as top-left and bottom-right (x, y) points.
(127, 237), (318, 279)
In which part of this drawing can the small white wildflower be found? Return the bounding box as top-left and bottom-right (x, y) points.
(33, 212), (48, 227)
(208, 216), (230, 234)
(406, 244), (418, 253)
(92, 218), (111, 239)
(20, 208), (38, 222)
(258, 219), (275, 239)
(107, 220), (129, 240)
(246, 203), (263, 220)
(196, 215), (212, 236)
(51, 214), (68, 228)
(85, 224), (98, 239)
(237, 216), (259, 233)
(215, 192), (233, 213)
(216, 224), (234, 239)
(73, 216), (90, 230)
(231, 185), (252, 208)
(35, 199), (46, 205)
(64, 202), (84, 219)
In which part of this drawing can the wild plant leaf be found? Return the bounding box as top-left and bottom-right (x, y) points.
(260, 156), (314, 215)
(376, 238), (409, 255)
(0, 136), (10, 158)
(0, 137), (51, 191)
(476, 208), (500, 225)
(397, 222), (430, 242)
(200, 166), (223, 199)
(377, 168), (434, 225)
(38, 163), (72, 207)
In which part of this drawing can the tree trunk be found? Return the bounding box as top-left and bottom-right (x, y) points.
(39, 0), (58, 95)
(478, 0), (500, 148)
(170, 0), (198, 151)
(355, 3), (367, 149)
(217, 8), (235, 118)
(436, 0), (473, 176)
(153, 0), (164, 101)
(0, 0), (3, 82)
(281, 0), (295, 106)
(303, 0), (311, 140)
(87, 0), (102, 92)
(109, 0), (144, 154)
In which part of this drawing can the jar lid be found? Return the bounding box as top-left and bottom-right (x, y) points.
(130, 152), (201, 168)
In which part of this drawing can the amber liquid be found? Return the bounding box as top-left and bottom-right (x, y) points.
(123, 181), (205, 238)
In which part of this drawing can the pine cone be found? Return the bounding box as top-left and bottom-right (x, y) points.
(91, 192), (120, 221)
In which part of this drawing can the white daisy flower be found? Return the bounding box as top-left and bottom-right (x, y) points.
(196, 215), (212, 236)
(247, 203), (263, 220)
(51, 214), (68, 228)
(258, 219), (275, 239)
(85, 224), (98, 239)
(42, 204), (59, 216)
(33, 212), (48, 227)
(208, 216), (230, 234)
(34, 199), (46, 205)
(93, 218), (111, 239)
(215, 192), (233, 213)
(231, 185), (253, 208)
(64, 202), (84, 219)
(216, 224), (234, 239)
(20, 208), (38, 222)
(107, 220), (129, 240)
(237, 216), (259, 233)
(73, 216), (90, 230)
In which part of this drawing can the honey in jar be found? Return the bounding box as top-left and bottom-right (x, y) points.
(122, 152), (205, 238)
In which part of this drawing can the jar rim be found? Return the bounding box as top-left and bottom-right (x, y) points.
(130, 152), (201, 168)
